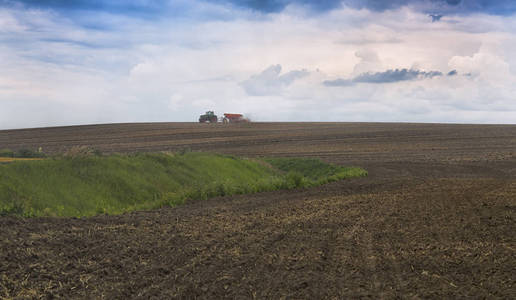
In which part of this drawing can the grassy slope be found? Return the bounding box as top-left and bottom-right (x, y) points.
(263, 157), (367, 184)
(0, 153), (366, 217)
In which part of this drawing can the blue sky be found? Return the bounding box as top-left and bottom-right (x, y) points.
(7, 0), (516, 15)
(1, 0), (516, 128)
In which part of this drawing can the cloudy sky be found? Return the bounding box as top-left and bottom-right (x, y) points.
(1, 0), (516, 129)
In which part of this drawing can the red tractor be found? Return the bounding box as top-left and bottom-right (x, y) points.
(222, 113), (249, 123)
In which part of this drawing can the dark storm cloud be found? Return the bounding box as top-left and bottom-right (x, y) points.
(322, 78), (354, 87)
(324, 68), (444, 86)
(217, 0), (516, 15)
(430, 14), (443, 22)
(4, 0), (516, 16)
(209, 0), (342, 13)
(355, 69), (443, 83)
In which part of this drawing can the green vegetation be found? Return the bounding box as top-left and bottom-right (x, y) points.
(0, 152), (366, 217)
(263, 157), (367, 185)
(0, 148), (46, 158)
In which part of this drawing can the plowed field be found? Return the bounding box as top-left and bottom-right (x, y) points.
(1, 122), (515, 298)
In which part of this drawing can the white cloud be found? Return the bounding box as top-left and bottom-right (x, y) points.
(240, 65), (309, 96)
(449, 52), (513, 82)
(352, 49), (383, 75)
(1, 4), (516, 129)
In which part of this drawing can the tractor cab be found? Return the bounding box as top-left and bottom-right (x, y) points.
(199, 111), (218, 123)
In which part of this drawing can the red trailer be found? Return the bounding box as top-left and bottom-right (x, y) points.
(223, 113), (249, 123)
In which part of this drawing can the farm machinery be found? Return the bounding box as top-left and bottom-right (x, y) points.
(222, 113), (249, 124)
(198, 111), (218, 123)
(198, 111), (249, 123)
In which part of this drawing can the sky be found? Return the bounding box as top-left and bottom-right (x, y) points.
(1, 0), (516, 128)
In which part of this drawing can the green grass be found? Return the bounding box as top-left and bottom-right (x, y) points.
(0, 148), (45, 158)
(263, 157), (368, 186)
(0, 152), (366, 217)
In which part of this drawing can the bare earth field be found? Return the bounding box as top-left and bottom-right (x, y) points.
(0, 122), (515, 299)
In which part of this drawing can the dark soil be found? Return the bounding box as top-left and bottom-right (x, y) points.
(1, 122), (515, 299)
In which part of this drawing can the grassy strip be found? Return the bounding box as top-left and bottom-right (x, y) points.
(0, 148), (46, 158)
(0, 152), (366, 217)
(0, 157), (44, 163)
(263, 157), (368, 186)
